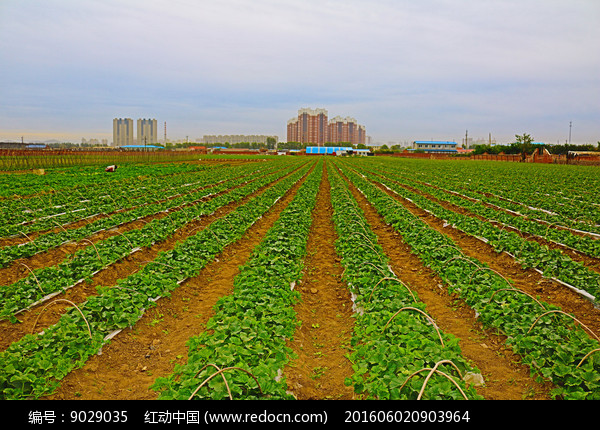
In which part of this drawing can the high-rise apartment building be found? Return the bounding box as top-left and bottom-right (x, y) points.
(287, 118), (299, 144)
(287, 108), (366, 146)
(327, 116), (366, 146)
(327, 116), (343, 144)
(357, 124), (366, 146)
(287, 108), (329, 146)
(137, 118), (157, 146)
(113, 118), (134, 147)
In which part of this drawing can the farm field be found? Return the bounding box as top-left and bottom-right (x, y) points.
(1, 155), (599, 402)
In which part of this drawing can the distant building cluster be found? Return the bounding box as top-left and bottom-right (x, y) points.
(287, 108), (366, 146)
(113, 118), (157, 147)
(200, 135), (278, 145)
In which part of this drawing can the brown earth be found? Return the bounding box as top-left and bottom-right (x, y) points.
(45, 163), (313, 400)
(4, 158), (594, 401)
(0, 163), (306, 352)
(335, 163), (555, 399)
(360, 167), (600, 339)
(284, 163), (356, 400)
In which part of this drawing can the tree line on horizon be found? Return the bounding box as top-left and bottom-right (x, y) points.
(34, 134), (600, 155)
(470, 134), (600, 156)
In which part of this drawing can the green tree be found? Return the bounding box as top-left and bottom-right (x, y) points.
(515, 133), (533, 144)
(515, 133), (534, 154)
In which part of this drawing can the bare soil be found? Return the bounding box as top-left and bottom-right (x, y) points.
(4, 158), (593, 401)
(0, 164), (305, 352)
(336, 164), (555, 399)
(45, 164), (312, 400)
(284, 163), (356, 400)
(369, 171), (600, 338)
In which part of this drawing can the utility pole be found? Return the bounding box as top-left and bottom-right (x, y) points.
(569, 121), (572, 145)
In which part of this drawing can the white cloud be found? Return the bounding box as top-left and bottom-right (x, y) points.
(1, 0), (598, 143)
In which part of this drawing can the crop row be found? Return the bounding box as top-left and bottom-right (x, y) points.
(367, 158), (600, 235)
(0, 161), (281, 266)
(0, 163), (195, 230)
(424, 167), (600, 238)
(350, 163), (600, 303)
(0, 162), (273, 239)
(358, 159), (600, 255)
(152, 160), (324, 400)
(0, 160), (308, 322)
(0, 162), (209, 199)
(0, 159), (317, 399)
(327, 162), (483, 400)
(336, 159), (600, 400)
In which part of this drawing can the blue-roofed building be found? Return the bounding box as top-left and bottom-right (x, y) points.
(306, 146), (353, 155)
(409, 141), (457, 153)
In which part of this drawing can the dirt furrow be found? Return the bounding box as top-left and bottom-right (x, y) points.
(390, 175), (600, 275)
(365, 173), (600, 349)
(45, 163), (314, 400)
(338, 165), (554, 400)
(0, 167), (277, 285)
(284, 162), (356, 400)
(0, 163), (309, 352)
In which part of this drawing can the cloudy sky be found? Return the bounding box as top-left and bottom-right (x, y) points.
(1, 0), (598, 145)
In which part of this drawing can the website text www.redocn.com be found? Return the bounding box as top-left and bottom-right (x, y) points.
(144, 409), (327, 425)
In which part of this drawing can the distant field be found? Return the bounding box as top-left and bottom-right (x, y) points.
(0, 149), (265, 171)
(1, 155), (599, 401)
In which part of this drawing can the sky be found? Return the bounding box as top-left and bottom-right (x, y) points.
(1, 0), (599, 145)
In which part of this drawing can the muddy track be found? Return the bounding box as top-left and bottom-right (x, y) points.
(44, 162), (315, 400)
(335, 163), (555, 400)
(284, 162), (356, 400)
(0, 163), (310, 352)
(359, 169), (600, 348)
